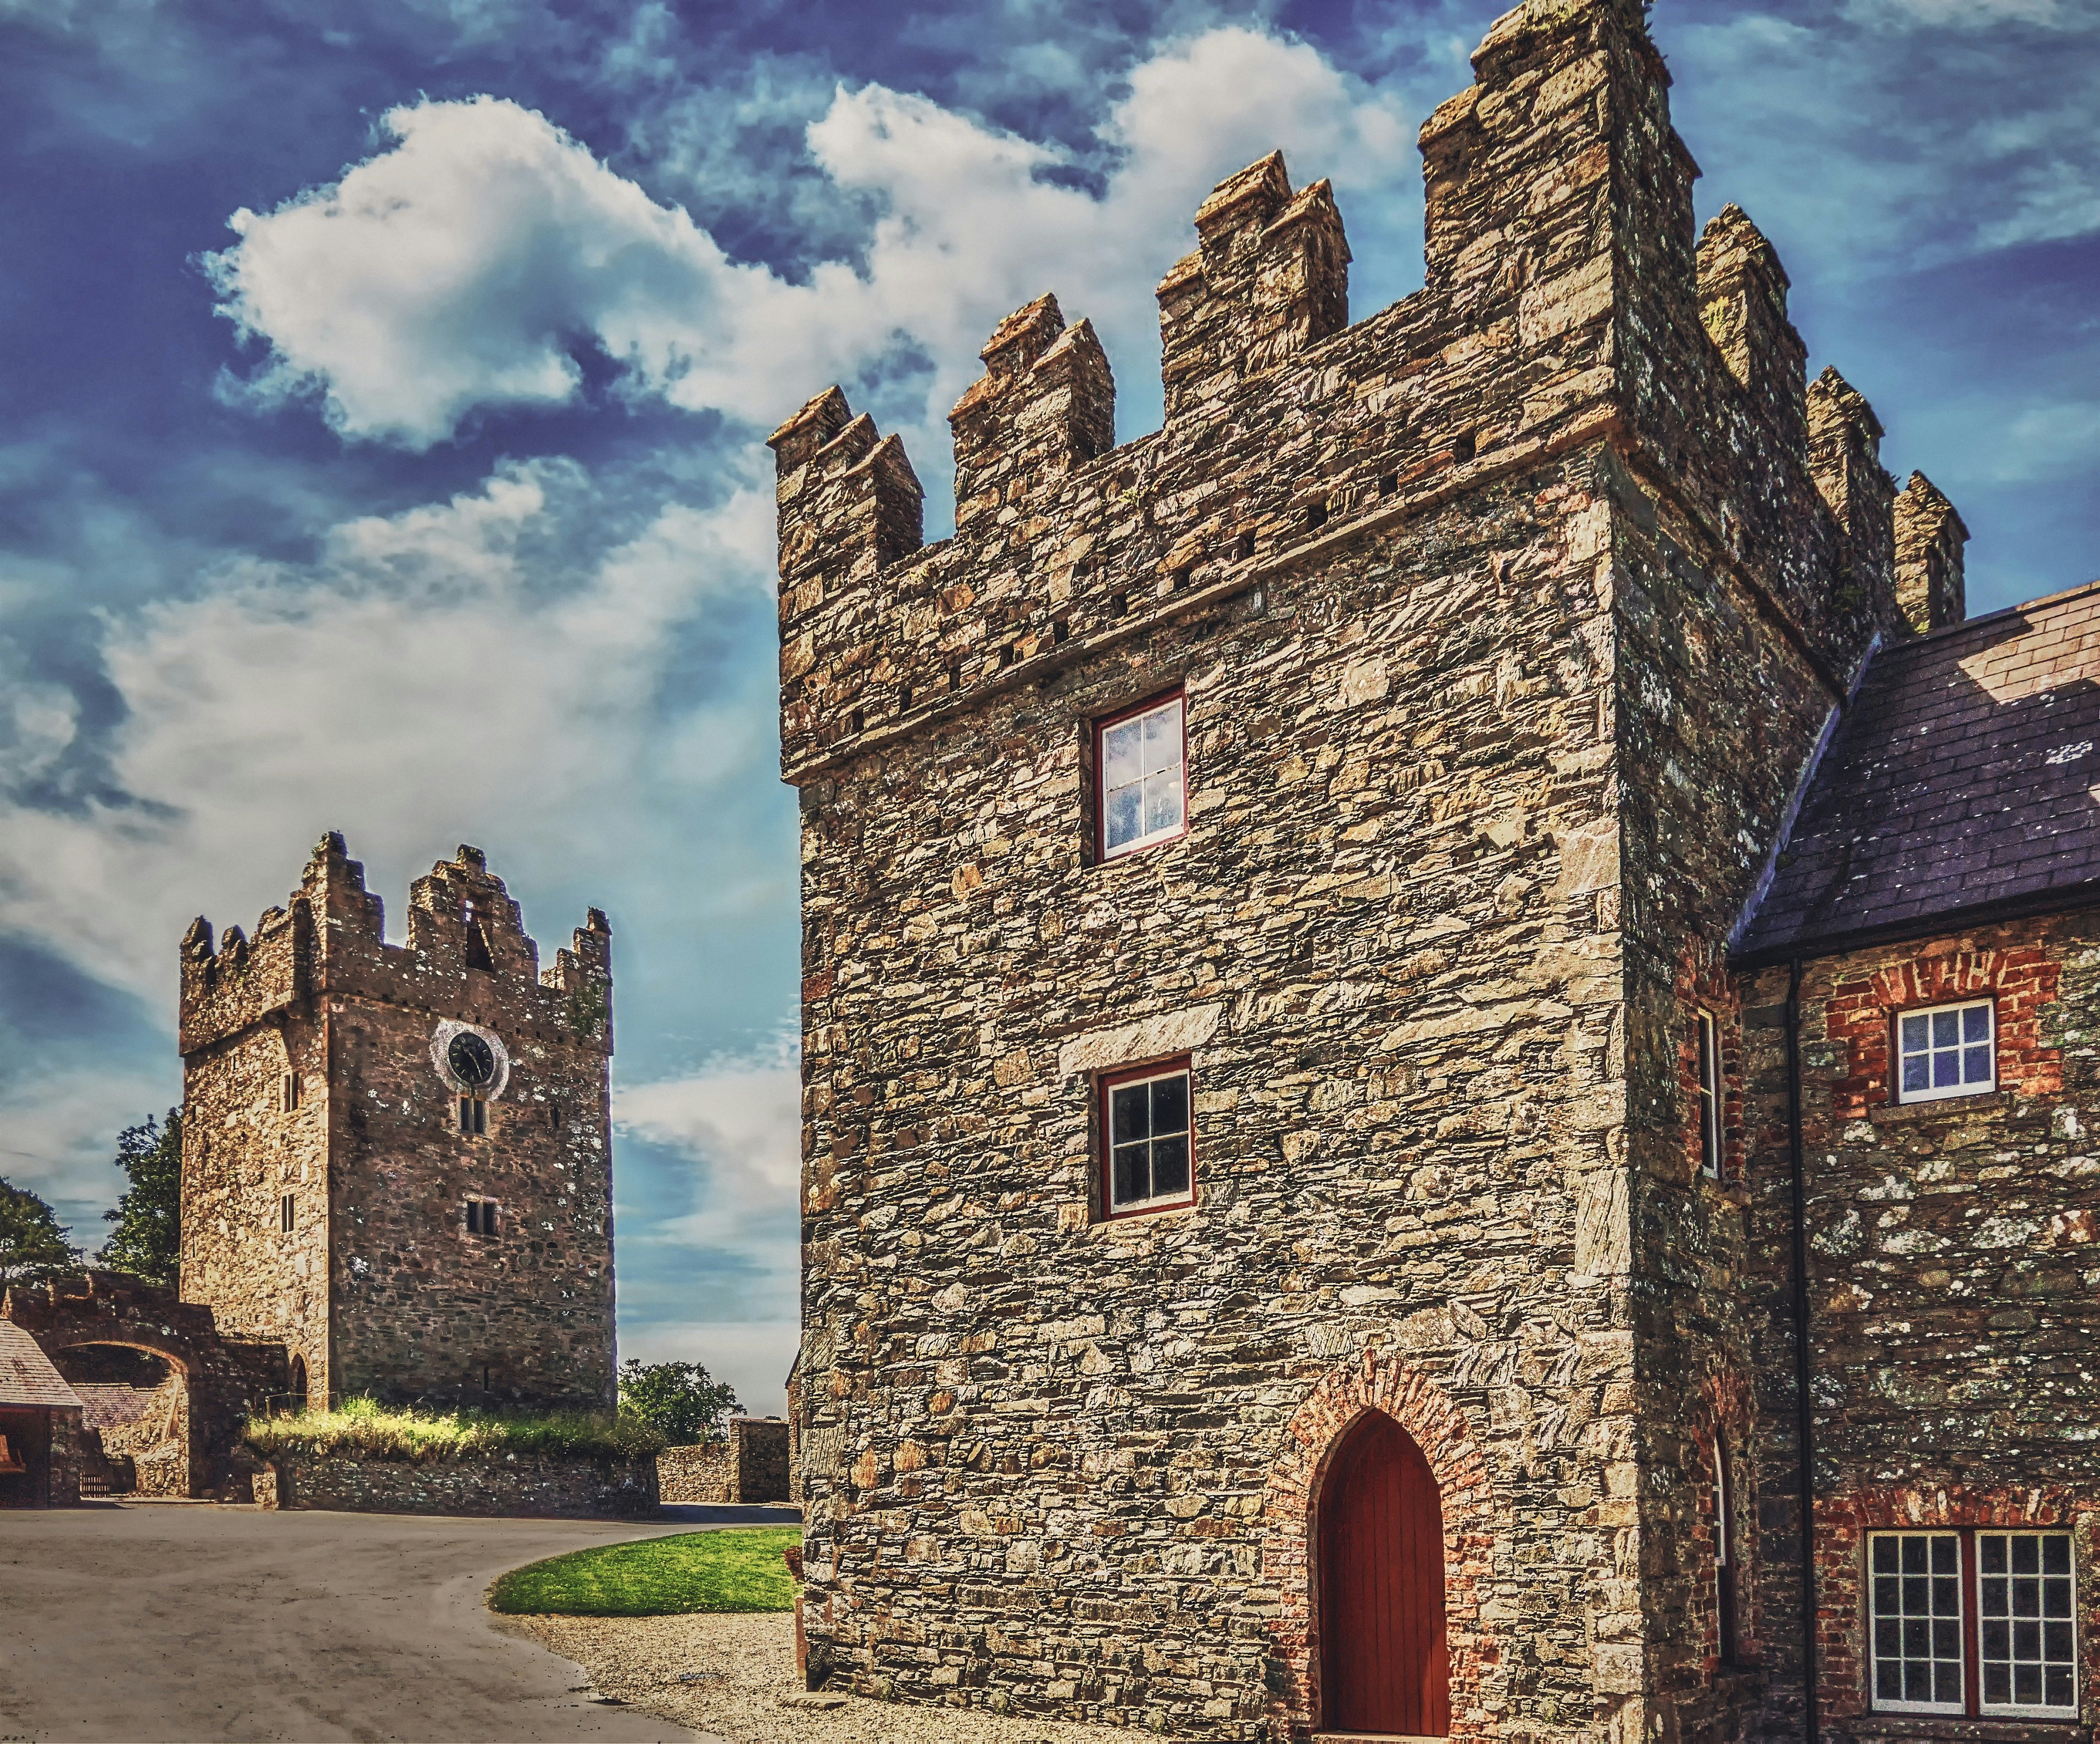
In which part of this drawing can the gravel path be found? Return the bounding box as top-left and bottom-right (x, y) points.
(505, 1612), (1134, 1743)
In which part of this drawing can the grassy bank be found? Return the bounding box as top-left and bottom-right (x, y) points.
(489, 1526), (801, 1616)
(242, 1395), (666, 1464)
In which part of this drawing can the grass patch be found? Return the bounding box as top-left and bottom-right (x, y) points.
(241, 1395), (666, 1465)
(488, 1526), (802, 1616)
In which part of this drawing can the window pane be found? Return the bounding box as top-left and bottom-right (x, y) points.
(1142, 770), (1183, 836)
(1111, 1084), (1149, 1145)
(1874, 1533), (1966, 1712)
(1150, 1135), (1190, 1198)
(1112, 1144), (1148, 1207)
(1150, 1073), (1189, 1137)
(1933, 1010), (1960, 1047)
(1965, 1005), (1992, 1043)
(1103, 720), (1142, 788)
(1105, 782), (1142, 850)
(1980, 1533), (2077, 1714)
(1141, 701), (1182, 777)
(1902, 1014), (1929, 1051)
(1903, 1056), (1930, 1091)
(1933, 1051), (1959, 1088)
(1964, 1045), (1992, 1083)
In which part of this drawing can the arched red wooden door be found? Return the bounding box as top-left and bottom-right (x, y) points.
(1318, 1410), (1451, 1736)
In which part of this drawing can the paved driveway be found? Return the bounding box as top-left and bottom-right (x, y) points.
(0, 1502), (723, 1743)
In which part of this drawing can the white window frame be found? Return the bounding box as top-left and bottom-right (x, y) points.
(1868, 1530), (1968, 1715)
(1977, 1530), (2079, 1720)
(1095, 692), (1187, 862)
(1895, 998), (1996, 1105)
(1696, 1011), (1723, 1178)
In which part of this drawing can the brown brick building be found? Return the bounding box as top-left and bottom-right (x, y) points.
(179, 835), (616, 1411)
(772, 0), (2100, 1739)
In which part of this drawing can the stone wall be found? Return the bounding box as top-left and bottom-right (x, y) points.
(777, 0), (1947, 1737)
(659, 1419), (792, 1504)
(179, 838), (617, 1411)
(258, 1452), (659, 1519)
(1739, 911), (2100, 1741)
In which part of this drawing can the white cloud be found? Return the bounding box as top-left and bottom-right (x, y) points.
(0, 1065), (174, 1238)
(616, 1036), (800, 1256)
(619, 1318), (800, 1418)
(0, 456), (779, 1006)
(204, 30), (1418, 459)
(1843, 0), (2096, 26)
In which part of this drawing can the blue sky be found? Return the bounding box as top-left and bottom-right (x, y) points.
(1, 0), (2095, 1412)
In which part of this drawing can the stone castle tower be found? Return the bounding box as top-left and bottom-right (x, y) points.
(177, 835), (616, 1411)
(773, 0), (1980, 1739)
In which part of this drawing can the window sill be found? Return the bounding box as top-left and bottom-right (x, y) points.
(1869, 1090), (2016, 1125)
(1848, 1715), (2085, 1742)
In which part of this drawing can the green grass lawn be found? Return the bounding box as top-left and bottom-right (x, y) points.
(488, 1526), (802, 1617)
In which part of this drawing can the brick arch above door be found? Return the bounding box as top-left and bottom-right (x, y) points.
(1262, 1350), (1498, 1740)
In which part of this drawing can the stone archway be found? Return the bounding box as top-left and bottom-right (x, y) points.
(1264, 1350), (1497, 1739)
(50, 1341), (194, 1497)
(1, 1272), (287, 1498)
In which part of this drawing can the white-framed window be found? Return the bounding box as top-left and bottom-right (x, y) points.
(1101, 1057), (1194, 1217)
(1696, 1012), (1723, 1178)
(1979, 1531), (2078, 1718)
(1096, 692), (1186, 861)
(1896, 999), (1995, 1104)
(1868, 1529), (2079, 1720)
(1871, 1531), (1965, 1713)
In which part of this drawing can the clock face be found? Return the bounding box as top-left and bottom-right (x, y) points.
(447, 1031), (496, 1088)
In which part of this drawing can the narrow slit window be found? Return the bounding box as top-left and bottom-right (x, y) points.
(1096, 693), (1186, 861)
(458, 1095), (487, 1136)
(1897, 999), (1996, 1103)
(279, 1193), (296, 1234)
(465, 1199), (498, 1238)
(1101, 1059), (1194, 1217)
(281, 1071), (300, 1113)
(1696, 1012), (1723, 1178)
(1714, 1435), (1740, 1665)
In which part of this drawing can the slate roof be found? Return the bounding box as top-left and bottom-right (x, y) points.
(1737, 579), (2100, 962)
(0, 1318), (83, 1410)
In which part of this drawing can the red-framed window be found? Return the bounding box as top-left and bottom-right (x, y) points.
(1094, 690), (1187, 862)
(1868, 1528), (2079, 1719)
(1099, 1056), (1194, 1218)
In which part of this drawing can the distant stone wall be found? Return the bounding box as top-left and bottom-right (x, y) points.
(659, 1418), (791, 1504)
(258, 1452), (658, 1519)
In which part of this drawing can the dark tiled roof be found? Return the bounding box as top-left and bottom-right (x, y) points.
(1738, 580), (2100, 961)
(0, 1318), (83, 1410)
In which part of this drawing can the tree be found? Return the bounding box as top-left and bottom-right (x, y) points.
(0, 1178), (82, 1287)
(617, 1358), (741, 1444)
(100, 1110), (181, 1286)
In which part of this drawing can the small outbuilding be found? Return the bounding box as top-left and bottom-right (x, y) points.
(0, 1316), (85, 1508)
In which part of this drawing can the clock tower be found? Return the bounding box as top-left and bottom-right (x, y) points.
(175, 835), (616, 1411)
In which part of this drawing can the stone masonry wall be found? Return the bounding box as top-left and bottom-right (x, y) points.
(181, 837), (616, 1411)
(259, 1451), (659, 1519)
(659, 1420), (793, 1505)
(780, 0), (1945, 1737)
(1739, 912), (2100, 1742)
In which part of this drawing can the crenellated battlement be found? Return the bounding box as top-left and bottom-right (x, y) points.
(178, 833), (613, 1057)
(772, 0), (1962, 781)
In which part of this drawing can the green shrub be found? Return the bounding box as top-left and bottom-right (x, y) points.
(488, 1526), (801, 1616)
(242, 1395), (666, 1464)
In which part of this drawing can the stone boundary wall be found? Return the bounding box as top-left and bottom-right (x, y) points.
(257, 1452), (658, 1518)
(659, 1418), (791, 1503)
